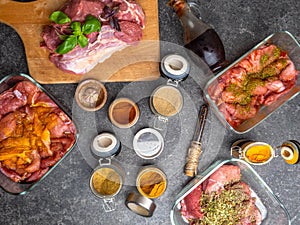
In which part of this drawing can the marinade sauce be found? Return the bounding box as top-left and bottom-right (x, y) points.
(169, 0), (226, 72)
(184, 29), (226, 72)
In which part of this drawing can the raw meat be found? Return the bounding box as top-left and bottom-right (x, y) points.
(208, 44), (298, 128)
(181, 165), (262, 225)
(0, 81), (77, 183)
(41, 0), (146, 74)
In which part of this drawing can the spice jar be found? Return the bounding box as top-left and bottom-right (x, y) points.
(124, 166), (167, 217)
(108, 97), (140, 128)
(133, 128), (164, 160)
(136, 166), (167, 199)
(231, 139), (300, 165)
(150, 53), (190, 130)
(89, 158), (125, 212)
(75, 79), (107, 111)
(231, 140), (275, 165)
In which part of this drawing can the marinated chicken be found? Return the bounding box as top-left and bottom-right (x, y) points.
(0, 81), (76, 183)
(208, 44), (298, 128)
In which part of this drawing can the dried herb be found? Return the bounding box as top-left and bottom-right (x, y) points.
(193, 184), (256, 225)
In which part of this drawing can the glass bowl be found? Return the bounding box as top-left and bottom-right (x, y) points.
(0, 73), (78, 195)
(170, 158), (291, 225)
(204, 31), (300, 134)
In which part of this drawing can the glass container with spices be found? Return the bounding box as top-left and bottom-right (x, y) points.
(168, 0), (226, 72)
(231, 139), (300, 165)
(150, 53), (190, 130)
(136, 166), (167, 199)
(89, 158), (125, 212)
(231, 140), (275, 165)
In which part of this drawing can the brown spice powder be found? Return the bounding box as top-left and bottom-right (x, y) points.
(152, 86), (182, 117)
(92, 168), (121, 196)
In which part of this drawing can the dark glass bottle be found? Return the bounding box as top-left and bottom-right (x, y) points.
(169, 0), (226, 72)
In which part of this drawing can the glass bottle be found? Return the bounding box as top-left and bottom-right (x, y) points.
(169, 0), (226, 72)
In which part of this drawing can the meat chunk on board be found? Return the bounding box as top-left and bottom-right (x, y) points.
(41, 0), (146, 74)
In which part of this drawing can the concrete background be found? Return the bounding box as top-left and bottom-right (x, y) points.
(0, 0), (299, 224)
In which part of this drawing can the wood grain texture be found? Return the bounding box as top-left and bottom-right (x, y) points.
(0, 0), (160, 84)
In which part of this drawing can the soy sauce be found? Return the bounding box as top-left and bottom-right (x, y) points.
(169, 0), (226, 72)
(184, 29), (226, 72)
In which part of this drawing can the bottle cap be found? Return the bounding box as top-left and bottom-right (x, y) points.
(125, 192), (156, 217)
(281, 146), (294, 161)
(91, 133), (121, 158)
(160, 54), (190, 81)
(133, 128), (164, 159)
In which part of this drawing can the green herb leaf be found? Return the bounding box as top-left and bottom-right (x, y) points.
(49, 11), (71, 24)
(55, 35), (78, 54)
(82, 15), (101, 34)
(71, 22), (82, 36)
(78, 35), (88, 48)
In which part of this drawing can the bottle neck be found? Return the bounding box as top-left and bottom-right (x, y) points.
(178, 6), (210, 43)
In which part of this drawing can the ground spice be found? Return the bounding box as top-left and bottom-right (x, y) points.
(245, 144), (272, 163)
(152, 86), (183, 117)
(92, 167), (121, 196)
(138, 170), (166, 198)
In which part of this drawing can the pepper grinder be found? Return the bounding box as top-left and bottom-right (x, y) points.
(184, 104), (208, 177)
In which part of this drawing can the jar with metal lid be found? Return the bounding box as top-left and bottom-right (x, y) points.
(89, 158), (125, 212)
(231, 139), (300, 165)
(125, 166), (167, 217)
(230, 139), (275, 165)
(133, 128), (164, 160)
(136, 166), (167, 199)
(150, 53), (190, 130)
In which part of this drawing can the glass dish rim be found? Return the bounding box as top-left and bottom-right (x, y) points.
(204, 31), (300, 134)
(0, 73), (79, 195)
(170, 158), (291, 225)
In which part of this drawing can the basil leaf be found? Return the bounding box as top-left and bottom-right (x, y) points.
(55, 35), (78, 54)
(82, 15), (101, 34)
(49, 11), (71, 24)
(71, 22), (82, 36)
(78, 35), (88, 48)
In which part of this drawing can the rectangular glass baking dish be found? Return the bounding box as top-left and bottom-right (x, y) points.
(170, 158), (291, 225)
(204, 31), (300, 134)
(0, 73), (78, 195)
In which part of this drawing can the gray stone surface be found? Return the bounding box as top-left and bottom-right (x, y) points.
(0, 0), (300, 224)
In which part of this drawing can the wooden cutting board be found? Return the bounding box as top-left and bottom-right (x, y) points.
(0, 0), (160, 84)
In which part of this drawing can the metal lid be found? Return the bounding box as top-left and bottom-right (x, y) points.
(125, 192), (156, 217)
(133, 128), (164, 160)
(160, 54), (190, 81)
(91, 133), (121, 158)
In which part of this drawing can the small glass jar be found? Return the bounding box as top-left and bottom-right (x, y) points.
(231, 140), (275, 165)
(133, 128), (164, 160)
(89, 158), (125, 212)
(231, 139), (300, 165)
(136, 166), (167, 199)
(150, 54), (190, 130)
